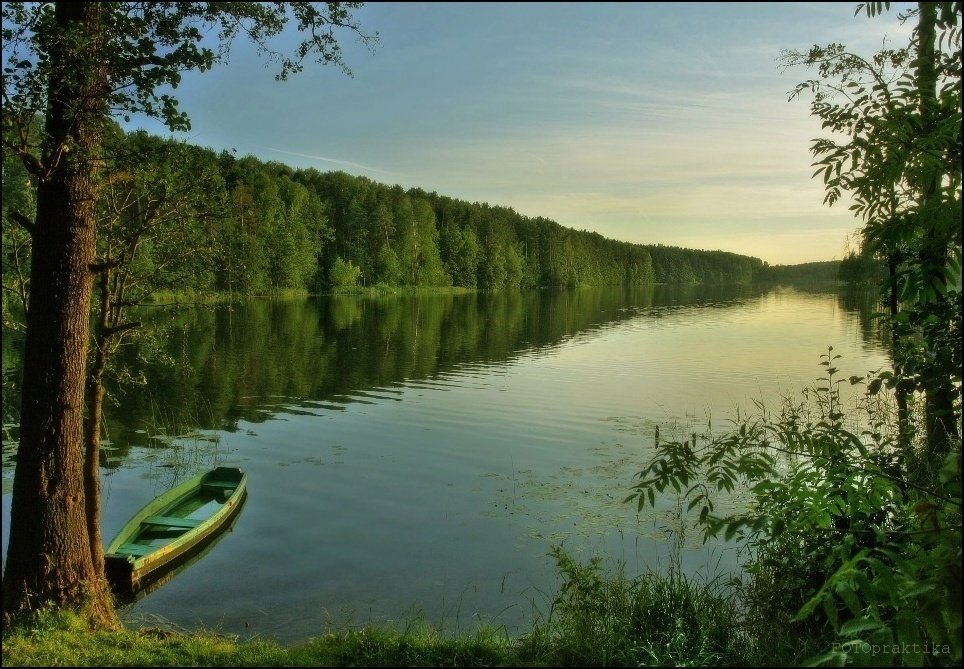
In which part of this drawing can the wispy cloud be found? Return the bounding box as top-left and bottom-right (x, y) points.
(261, 146), (396, 176)
(166, 3), (911, 265)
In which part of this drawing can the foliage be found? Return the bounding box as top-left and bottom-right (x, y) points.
(374, 244), (403, 286)
(1, 0), (377, 624)
(839, 250), (888, 285)
(3, 609), (512, 667)
(645, 244), (759, 285)
(0, 129), (780, 298)
(98, 129), (226, 297)
(0, 153), (32, 332)
(329, 257), (362, 288)
(782, 2), (962, 455)
(609, 10), (962, 664)
(1, 2), (378, 140)
(628, 350), (962, 665)
(2, 559), (755, 668)
(517, 547), (755, 667)
(755, 260), (843, 284)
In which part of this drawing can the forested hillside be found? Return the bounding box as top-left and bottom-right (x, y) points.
(3, 129), (772, 298)
(755, 260), (841, 283)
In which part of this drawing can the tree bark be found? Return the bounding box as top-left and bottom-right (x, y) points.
(915, 1), (958, 459)
(2, 2), (116, 627)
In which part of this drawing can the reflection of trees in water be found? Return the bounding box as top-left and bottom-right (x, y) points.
(104, 288), (661, 451)
(650, 282), (758, 304)
(1, 284), (885, 471)
(837, 287), (888, 350)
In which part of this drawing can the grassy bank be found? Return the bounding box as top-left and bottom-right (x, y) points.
(328, 284), (477, 296)
(2, 550), (766, 667)
(1, 611), (516, 667)
(142, 285), (478, 304)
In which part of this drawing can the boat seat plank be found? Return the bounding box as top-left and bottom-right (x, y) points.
(202, 481), (238, 491)
(117, 543), (155, 556)
(143, 515), (203, 528)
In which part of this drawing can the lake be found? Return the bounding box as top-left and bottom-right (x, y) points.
(1, 284), (890, 643)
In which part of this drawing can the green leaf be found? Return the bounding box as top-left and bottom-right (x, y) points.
(822, 597), (839, 630)
(802, 649), (849, 667)
(839, 617), (883, 636)
(918, 606), (947, 648)
(837, 585), (862, 616)
(895, 613), (924, 666)
(724, 521), (738, 541)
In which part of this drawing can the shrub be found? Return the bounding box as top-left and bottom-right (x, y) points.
(627, 349), (962, 666)
(329, 257), (361, 288)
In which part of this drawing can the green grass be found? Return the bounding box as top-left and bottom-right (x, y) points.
(2, 609), (520, 667)
(143, 285), (478, 302)
(144, 288), (315, 305)
(516, 547), (759, 667)
(2, 550), (766, 667)
(328, 284), (477, 296)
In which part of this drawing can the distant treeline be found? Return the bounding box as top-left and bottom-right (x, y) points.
(836, 252), (889, 285)
(755, 260), (842, 283)
(3, 129), (839, 295)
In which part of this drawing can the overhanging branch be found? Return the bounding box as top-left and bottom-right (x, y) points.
(89, 259), (122, 273)
(102, 321), (141, 338)
(8, 210), (36, 236)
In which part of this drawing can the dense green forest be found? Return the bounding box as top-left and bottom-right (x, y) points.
(755, 260), (841, 283)
(1, 128), (786, 303)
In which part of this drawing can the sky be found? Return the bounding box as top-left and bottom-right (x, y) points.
(125, 2), (916, 265)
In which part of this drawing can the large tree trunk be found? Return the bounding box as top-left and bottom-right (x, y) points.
(2, 2), (116, 627)
(915, 1), (959, 460)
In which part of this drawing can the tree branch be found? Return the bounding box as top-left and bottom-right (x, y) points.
(8, 210), (36, 236)
(102, 321), (141, 338)
(89, 259), (122, 273)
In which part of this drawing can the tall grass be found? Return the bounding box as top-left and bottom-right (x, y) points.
(517, 546), (757, 667)
(138, 399), (223, 488)
(4, 549), (762, 667)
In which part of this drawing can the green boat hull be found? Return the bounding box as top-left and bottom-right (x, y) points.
(105, 466), (247, 594)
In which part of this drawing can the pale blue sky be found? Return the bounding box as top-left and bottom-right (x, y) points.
(127, 2), (914, 264)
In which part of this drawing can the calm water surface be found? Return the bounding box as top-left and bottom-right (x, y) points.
(1, 285), (889, 643)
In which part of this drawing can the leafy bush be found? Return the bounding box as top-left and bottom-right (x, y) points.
(627, 349), (962, 666)
(329, 257), (361, 289)
(518, 547), (754, 666)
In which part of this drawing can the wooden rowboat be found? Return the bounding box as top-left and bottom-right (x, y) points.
(105, 466), (247, 594)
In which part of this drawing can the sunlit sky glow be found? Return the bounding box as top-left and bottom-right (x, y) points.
(126, 2), (915, 265)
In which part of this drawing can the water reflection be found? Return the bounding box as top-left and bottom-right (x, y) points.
(1, 284), (887, 477)
(1, 284), (890, 642)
